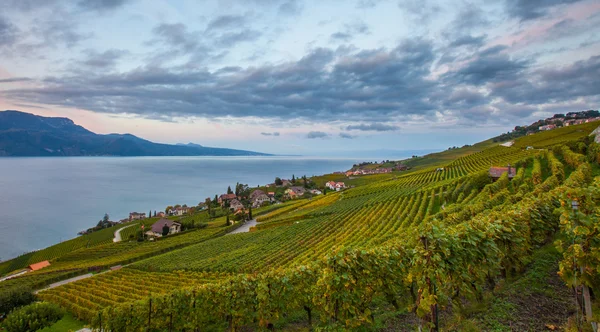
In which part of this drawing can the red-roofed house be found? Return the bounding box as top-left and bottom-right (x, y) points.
(489, 165), (516, 181)
(218, 193), (238, 206)
(28, 261), (50, 272)
(325, 181), (337, 190)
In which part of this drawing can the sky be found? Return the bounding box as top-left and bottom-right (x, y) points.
(0, 0), (599, 156)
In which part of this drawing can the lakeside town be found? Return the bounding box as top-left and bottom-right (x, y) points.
(76, 160), (414, 238)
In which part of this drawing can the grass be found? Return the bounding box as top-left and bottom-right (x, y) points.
(36, 313), (86, 332)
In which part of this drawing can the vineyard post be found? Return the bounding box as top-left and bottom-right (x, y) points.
(148, 297), (152, 331)
(98, 311), (102, 332)
(573, 200), (598, 332)
(169, 295), (173, 332)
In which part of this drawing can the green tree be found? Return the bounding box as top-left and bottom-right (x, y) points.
(248, 206), (253, 220)
(227, 186), (233, 194)
(302, 175), (308, 188)
(166, 206), (173, 214)
(213, 195), (218, 206)
(205, 198), (212, 218)
(275, 177), (283, 186)
(292, 174), (296, 184)
(162, 223), (170, 236)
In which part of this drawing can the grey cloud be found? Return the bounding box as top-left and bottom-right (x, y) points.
(278, 0), (303, 16)
(206, 15), (247, 31)
(152, 23), (199, 53)
(331, 21), (370, 42)
(490, 55), (600, 104)
(399, 0), (442, 21)
(339, 132), (357, 139)
(79, 49), (128, 68)
(452, 7), (489, 32)
(0, 77), (32, 83)
(504, 0), (586, 21)
(306, 131), (329, 139)
(77, 0), (131, 12)
(444, 52), (529, 85)
(346, 123), (399, 131)
(0, 17), (18, 47)
(261, 132), (281, 136)
(34, 18), (90, 48)
(1, 38), (440, 122)
(216, 30), (261, 47)
(448, 34), (487, 48)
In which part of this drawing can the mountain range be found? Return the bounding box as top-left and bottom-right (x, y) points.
(0, 111), (269, 156)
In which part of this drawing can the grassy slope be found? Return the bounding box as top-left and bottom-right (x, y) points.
(37, 313), (86, 332)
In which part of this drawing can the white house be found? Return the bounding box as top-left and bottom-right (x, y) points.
(251, 193), (271, 208)
(147, 219), (181, 237)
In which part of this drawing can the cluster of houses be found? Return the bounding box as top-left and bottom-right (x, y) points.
(345, 168), (393, 176)
(325, 181), (346, 191)
(343, 164), (410, 177)
(538, 117), (600, 131)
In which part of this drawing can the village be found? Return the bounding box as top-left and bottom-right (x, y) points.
(76, 160), (418, 241)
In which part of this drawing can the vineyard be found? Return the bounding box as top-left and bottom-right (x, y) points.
(5, 121), (600, 331)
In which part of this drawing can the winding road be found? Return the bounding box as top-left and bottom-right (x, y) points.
(113, 224), (137, 242)
(227, 219), (257, 235)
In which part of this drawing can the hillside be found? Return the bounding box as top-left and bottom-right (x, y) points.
(0, 110), (269, 156)
(2, 120), (600, 331)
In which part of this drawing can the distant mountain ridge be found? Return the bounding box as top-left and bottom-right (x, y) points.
(0, 110), (270, 156)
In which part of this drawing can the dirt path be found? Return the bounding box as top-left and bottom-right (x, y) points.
(35, 273), (94, 294)
(227, 219), (257, 235)
(113, 224), (136, 242)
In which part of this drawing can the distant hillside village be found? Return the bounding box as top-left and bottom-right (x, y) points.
(77, 161), (416, 237)
(494, 110), (600, 142)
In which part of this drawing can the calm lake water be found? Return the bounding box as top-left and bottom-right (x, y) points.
(0, 156), (374, 260)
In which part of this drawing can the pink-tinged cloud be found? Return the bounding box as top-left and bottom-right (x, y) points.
(490, 1), (600, 51)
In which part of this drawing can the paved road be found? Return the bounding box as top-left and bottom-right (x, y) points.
(113, 224), (136, 242)
(227, 219), (257, 235)
(35, 273), (94, 294)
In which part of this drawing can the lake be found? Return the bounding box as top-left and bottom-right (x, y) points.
(0, 156), (373, 260)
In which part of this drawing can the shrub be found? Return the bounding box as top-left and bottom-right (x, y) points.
(0, 285), (36, 315)
(3, 302), (64, 332)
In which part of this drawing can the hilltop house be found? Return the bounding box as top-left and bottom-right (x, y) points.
(147, 219), (181, 237)
(285, 186), (306, 199)
(229, 198), (244, 212)
(250, 190), (266, 200)
(218, 193), (237, 206)
(156, 212), (166, 218)
(168, 206), (190, 216)
(129, 212), (146, 221)
(310, 189), (322, 195)
(489, 165), (517, 181)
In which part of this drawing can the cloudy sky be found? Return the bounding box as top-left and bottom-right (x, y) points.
(0, 0), (599, 155)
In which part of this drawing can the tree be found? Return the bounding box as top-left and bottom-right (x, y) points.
(226, 213), (231, 226)
(227, 186), (233, 194)
(275, 177), (283, 186)
(302, 175), (308, 188)
(149, 210), (152, 218)
(248, 206), (253, 220)
(166, 206), (173, 214)
(323, 187), (327, 195)
(205, 198), (212, 218)
(213, 195), (218, 206)
(292, 174), (296, 184)
(162, 223), (170, 236)
(153, 210), (156, 217)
